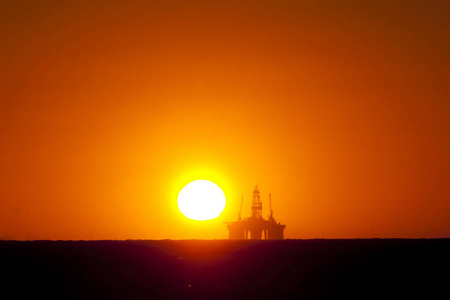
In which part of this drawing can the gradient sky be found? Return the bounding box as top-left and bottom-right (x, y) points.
(1, 0), (449, 240)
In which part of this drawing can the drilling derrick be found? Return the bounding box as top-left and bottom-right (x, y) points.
(226, 186), (286, 240)
(251, 186), (263, 219)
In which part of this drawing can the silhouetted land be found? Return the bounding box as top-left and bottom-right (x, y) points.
(1, 239), (449, 299)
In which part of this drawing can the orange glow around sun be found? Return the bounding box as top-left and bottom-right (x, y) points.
(0, 1), (449, 240)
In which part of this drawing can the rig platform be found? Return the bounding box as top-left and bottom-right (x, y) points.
(226, 186), (286, 239)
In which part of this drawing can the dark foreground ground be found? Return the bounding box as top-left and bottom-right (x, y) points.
(1, 239), (449, 299)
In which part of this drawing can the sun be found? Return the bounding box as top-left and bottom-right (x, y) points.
(177, 180), (226, 221)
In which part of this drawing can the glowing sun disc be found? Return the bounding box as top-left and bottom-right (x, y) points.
(177, 180), (226, 221)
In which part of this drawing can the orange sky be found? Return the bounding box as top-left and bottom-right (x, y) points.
(1, 0), (449, 240)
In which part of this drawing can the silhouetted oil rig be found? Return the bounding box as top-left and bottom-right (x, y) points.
(226, 186), (286, 239)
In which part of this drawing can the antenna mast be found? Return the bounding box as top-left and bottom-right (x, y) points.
(238, 195), (244, 220)
(269, 193), (274, 220)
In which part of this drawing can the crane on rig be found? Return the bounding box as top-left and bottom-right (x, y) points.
(238, 195), (244, 221)
(268, 193), (274, 221)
